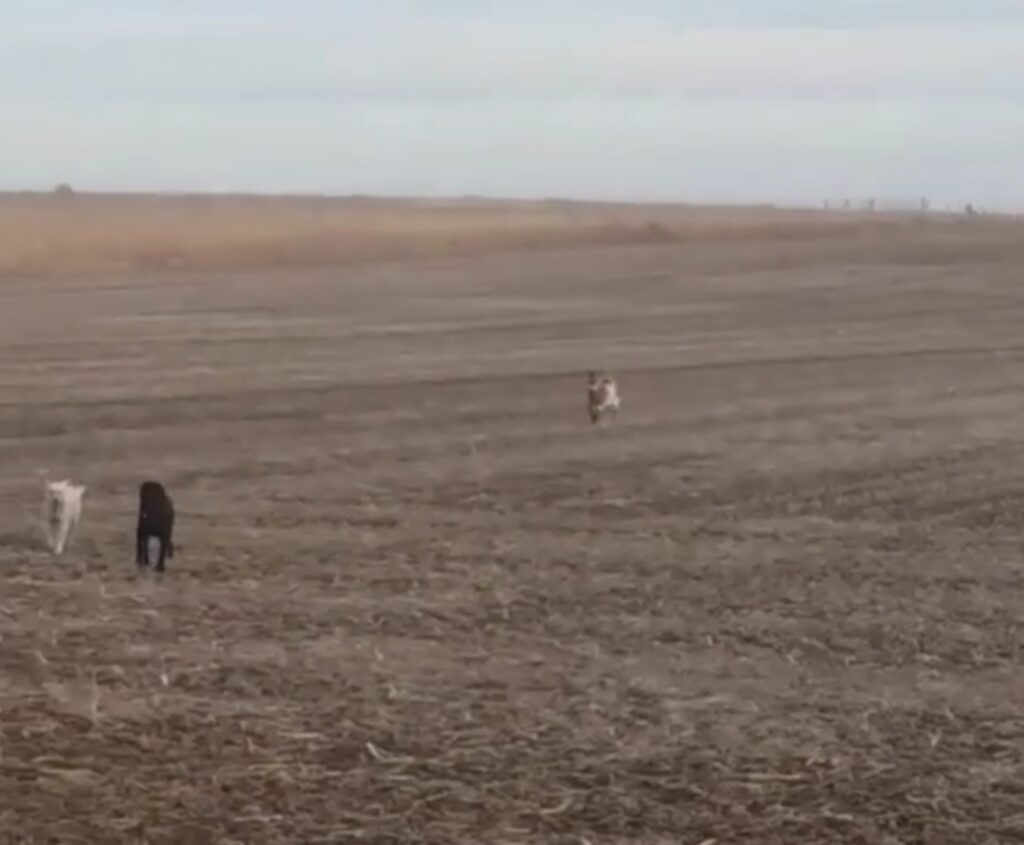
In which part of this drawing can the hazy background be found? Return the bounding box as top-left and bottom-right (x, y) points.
(3, 0), (1023, 210)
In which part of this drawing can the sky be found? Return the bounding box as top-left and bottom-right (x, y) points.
(2, 1), (1023, 209)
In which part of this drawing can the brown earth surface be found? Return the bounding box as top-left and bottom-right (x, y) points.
(2, 220), (1024, 843)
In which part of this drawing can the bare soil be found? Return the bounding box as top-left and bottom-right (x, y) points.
(2, 225), (1024, 843)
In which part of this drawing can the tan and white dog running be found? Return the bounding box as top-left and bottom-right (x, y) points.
(587, 370), (621, 425)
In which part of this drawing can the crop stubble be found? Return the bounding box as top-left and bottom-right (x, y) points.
(1, 221), (1024, 843)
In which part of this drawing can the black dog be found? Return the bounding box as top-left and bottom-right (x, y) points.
(136, 480), (175, 572)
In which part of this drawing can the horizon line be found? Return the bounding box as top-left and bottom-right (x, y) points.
(0, 187), (1008, 215)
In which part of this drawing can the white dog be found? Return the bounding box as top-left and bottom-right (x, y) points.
(43, 480), (86, 556)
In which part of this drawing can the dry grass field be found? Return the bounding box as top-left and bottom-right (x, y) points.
(1, 190), (1016, 277)
(2, 199), (1024, 843)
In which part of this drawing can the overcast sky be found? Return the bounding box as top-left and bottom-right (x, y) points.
(3, 1), (1023, 209)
